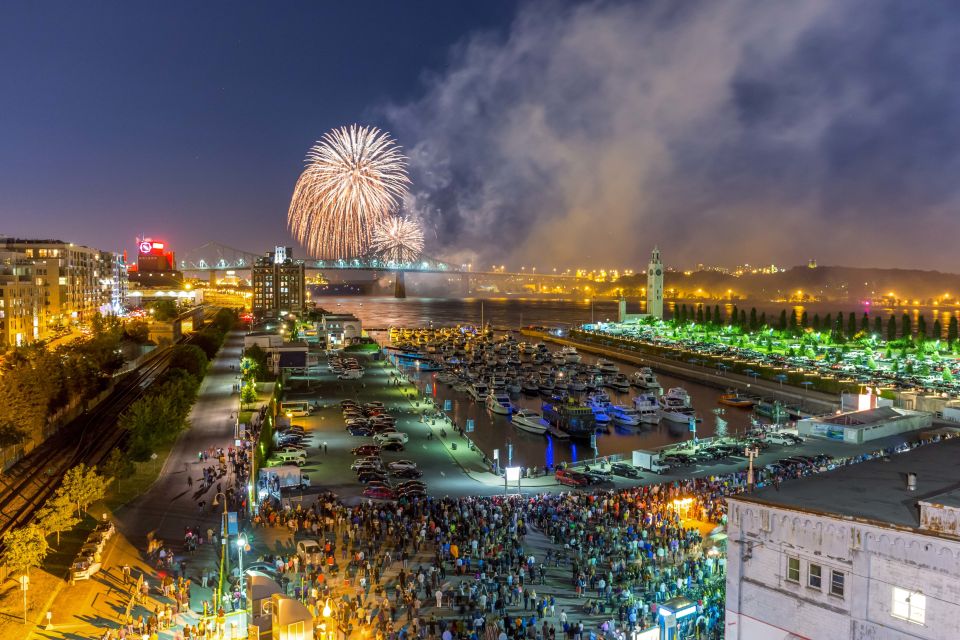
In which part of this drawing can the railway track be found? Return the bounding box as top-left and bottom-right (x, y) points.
(0, 347), (175, 542)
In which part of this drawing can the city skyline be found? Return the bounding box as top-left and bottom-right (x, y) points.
(3, 1), (960, 271)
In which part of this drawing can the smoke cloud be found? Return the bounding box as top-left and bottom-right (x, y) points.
(386, 0), (960, 270)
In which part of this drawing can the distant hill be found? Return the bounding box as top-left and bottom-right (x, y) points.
(611, 265), (960, 304)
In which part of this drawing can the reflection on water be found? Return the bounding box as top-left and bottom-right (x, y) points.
(329, 296), (952, 466)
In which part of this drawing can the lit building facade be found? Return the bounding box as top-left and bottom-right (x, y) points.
(0, 251), (46, 347)
(2, 239), (118, 328)
(252, 247), (305, 319)
(725, 438), (960, 639)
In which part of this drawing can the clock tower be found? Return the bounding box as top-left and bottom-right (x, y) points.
(646, 246), (663, 319)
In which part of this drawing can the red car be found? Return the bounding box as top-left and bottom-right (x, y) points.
(363, 486), (396, 500)
(352, 445), (381, 456)
(555, 469), (589, 487)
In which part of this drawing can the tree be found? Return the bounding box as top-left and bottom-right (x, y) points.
(861, 313), (870, 334)
(902, 313), (912, 341)
(2, 524), (49, 579)
(124, 319), (151, 343)
(148, 299), (179, 321)
(169, 344), (208, 378)
(58, 463), (107, 518)
(789, 310), (798, 332)
(704, 305), (712, 324)
(778, 309), (787, 331)
(801, 311), (809, 328)
(887, 315), (897, 342)
(695, 305), (704, 324)
(213, 308), (237, 333)
(101, 447), (135, 492)
(823, 314), (832, 334)
(739, 309), (746, 326)
(241, 381), (258, 408)
(933, 319), (943, 343)
(949, 316), (959, 345)
(679, 304), (688, 324)
(36, 494), (79, 546)
(713, 305), (721, 326)
(0, 422), (29, 448)
(848, 312), (857, 338)
(759, 311), (767, 328)
(874, 315), (882, 336)
(917, 315), (927, 341)
(731, 305), (739, 326)
(812, 313), (820, 331)
(833, 312), (845, 341)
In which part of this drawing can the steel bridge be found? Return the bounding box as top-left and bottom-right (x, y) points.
(178, 242), (589, 297)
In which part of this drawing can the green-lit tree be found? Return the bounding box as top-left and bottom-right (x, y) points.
(2, 524), (49, 583)
(917, 315), (927, 341)
(241, 381), (258, 408)
(36, 493), (79, 546)
(933, 319), (943, 343)
(834, 312), (845, 341)
(902, 313), (912, 341)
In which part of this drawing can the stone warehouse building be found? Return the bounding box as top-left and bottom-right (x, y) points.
(725, 438), (960, 639)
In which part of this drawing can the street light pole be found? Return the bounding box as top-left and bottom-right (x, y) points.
(745, 447), (759, 492)
(213, 491), (229, 607)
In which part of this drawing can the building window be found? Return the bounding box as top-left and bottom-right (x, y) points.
(830, 570), (845, 597)
(892, 588), (925, 625)
(808, 563), (822, 590)
(786, 557), (800, 583)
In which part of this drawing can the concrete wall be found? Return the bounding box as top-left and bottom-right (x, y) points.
(725, 499), (960, 640)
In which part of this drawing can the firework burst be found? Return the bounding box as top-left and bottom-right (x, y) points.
(288, 125), (410, 259)
(370, 216), (425, 263)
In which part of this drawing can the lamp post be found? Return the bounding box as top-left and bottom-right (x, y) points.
(236, 533), (247, 597)
(744, 447), (759, 492)
(212, 491), (229, 606)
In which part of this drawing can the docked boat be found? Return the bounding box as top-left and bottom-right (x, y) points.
(597, 359), (620, 375)
(631, 368), (662, 394)
(658, 387), (697, 424)
(755, 399), (789, 422)
(607, 373), (631, 393)
(521, 378), (540, 396)
(486, 392), (512, 415)
(560, 346), (582, 364)
(719, 391), (755, 408)
(611, 405), (642, 427)
(436, 372), (457, 385)
(632, 393), (662, 424)
(541, 398), (597, 440)
(511, 408), (549, 434)
(467, 382), (489, 402)
(568, 377), (587, 393)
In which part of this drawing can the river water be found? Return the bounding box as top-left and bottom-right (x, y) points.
(322, 297), (955, 467)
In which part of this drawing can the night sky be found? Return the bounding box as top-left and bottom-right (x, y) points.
(2, 1), (959, 271)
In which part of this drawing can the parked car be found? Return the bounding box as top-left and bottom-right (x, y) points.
(387, 460), (417, 472)
(71, 559), (102, 581)
(555, 468), (590, 487)
(374, 432), (409, 445)
(391, 467), (423, 479)
(610, 462), (640, 479)
(352, 445), (381, 456)
(363, 486), (396, 500)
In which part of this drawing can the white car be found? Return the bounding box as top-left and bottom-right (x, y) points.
(387, 460), (417, 472)
(71, 559), (102, 581)
(296, 539), (324, 565)
(765, 433), (797, 446)
(351, 458), (384, 471)
(374, 432), (409, 445)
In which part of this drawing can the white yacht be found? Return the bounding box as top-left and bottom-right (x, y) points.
(658, 387), (696, 423)
(632, 393), (662, 424)
(611, 405), (642, 427)
(468, 382), (489, 402)
(631, 367), (662, 394)
(560, 346), (582, 364)
(511, 408), (549, 434)
(486, 392), (512, 414)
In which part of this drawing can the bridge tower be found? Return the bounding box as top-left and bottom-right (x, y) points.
(394, 270), (406, 298)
